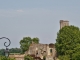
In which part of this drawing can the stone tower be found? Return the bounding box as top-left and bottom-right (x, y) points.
(60, 20), (69, 29)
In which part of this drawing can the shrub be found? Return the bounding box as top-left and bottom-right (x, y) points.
(0, 56), (15, 60)
(24, 55), (34, 60)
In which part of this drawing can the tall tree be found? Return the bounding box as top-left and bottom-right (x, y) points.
(20, 37), (32, 53)
(55, 25), (80, 60)
(32, 37), (39, 44)
(20, 37), (39, 53)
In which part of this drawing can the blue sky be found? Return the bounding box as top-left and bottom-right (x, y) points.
(0, 0), (80, 48)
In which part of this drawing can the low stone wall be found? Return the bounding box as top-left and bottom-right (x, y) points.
(9, 54), (25, 60)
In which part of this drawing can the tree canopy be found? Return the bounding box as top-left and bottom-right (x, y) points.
(0, 48), (21, 56)
(55, 25), (80, 60)
(20, 37), (39, 53)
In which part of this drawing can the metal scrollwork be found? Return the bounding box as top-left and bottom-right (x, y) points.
(0, 37), (11, 48)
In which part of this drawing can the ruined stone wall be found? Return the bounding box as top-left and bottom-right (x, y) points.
(27, 43), (48, 57)
(9, 43), (56, 60)
(26, 43), (56, 60)
(9, 54), (25, 60)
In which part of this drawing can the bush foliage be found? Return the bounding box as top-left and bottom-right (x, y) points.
(24, 55), (34, 60)
(0, 56), (15, 60)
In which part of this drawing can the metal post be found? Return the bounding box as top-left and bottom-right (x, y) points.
(0, 37), (11, 57)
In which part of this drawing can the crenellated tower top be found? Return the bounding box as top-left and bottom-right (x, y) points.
(60, 20), (69, 29)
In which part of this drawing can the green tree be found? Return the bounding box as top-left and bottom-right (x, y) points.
(20, 37), (32, 53)
(20, 37), (39, 53)
(55, 25), (80, 60)
(58, 55), (70, 60)
(32, 37), (39, 44)
(72, 51), (80, 60)
(0, 48), (21, 56)
(0, 49), (5, 56)
(9, 48), (21, 53)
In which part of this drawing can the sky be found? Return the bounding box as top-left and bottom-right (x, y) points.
(0, 0), (80, 48)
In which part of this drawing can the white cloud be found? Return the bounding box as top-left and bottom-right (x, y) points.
(16, 9), (24, 12)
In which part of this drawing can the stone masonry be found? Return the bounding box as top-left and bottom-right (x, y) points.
(25, 42), (57, 60)
(60, 20), (69, 29)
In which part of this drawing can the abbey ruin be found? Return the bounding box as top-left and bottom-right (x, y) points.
(9, 20), (69, 60)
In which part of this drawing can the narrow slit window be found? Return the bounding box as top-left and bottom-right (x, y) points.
(50, 49), (52, 53)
